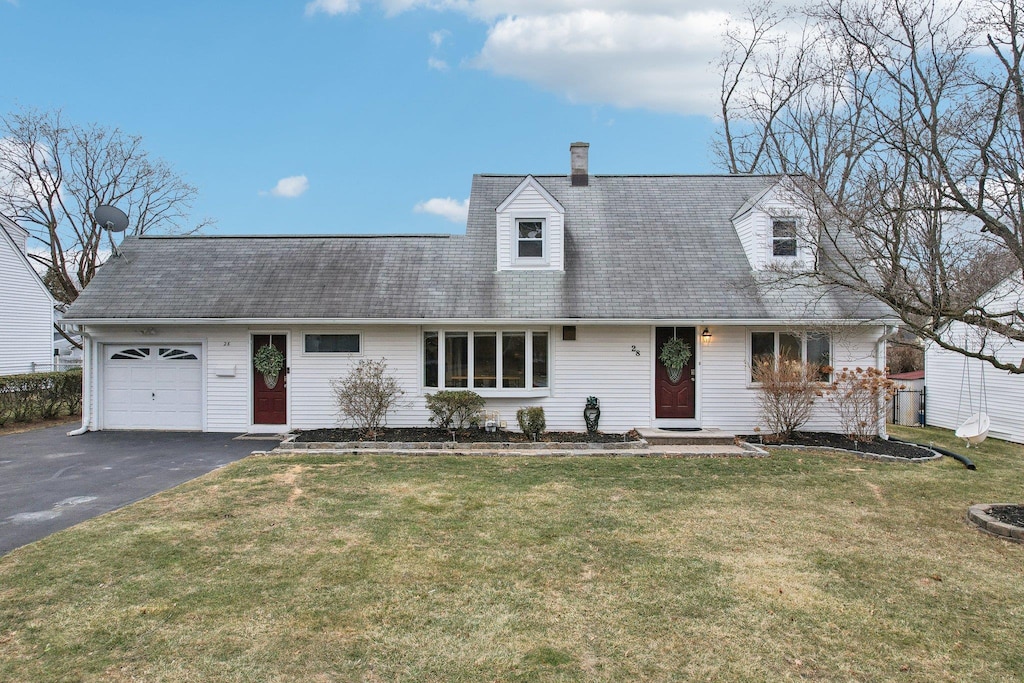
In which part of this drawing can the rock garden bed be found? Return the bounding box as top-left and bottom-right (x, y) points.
(758, 431), (940, 461)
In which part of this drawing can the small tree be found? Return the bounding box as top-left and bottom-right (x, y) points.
(752, 356), (823, 441)
(824, 367), (901, 442)
(330, 359), (404, 438)
(425, 390), (485, 430)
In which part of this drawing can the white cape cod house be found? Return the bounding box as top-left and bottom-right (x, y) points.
(64, 144), (895, 434)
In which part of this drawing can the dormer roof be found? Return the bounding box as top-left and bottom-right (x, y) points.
(496, 175), (564, 215)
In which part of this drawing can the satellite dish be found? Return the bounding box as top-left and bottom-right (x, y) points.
(94, 205), (129, 233)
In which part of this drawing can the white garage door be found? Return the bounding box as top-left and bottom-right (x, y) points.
(103, 345), (203, 430)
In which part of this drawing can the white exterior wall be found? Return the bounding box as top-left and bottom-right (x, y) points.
(699, 325), (882, 434)
(0, 224), (54, 375)
(82, 321), (885, 435)
(732, 186), (817, 273)
(290, 324), (651, 432)
(925, 320), (1024, 443)
(496, 181), (564, 272)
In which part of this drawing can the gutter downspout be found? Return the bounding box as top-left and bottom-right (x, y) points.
(875, 325), (899, 439)
(67, 330), (92, 436)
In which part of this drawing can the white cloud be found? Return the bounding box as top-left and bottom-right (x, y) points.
(414, 197), (469, 223)
(430, 29), (450, 47)
(476, 10), (730, 116)
(305, 0), (359, 17)
(308, 1), (752, 116)
(427, 56), (449, 71)
(266, 175), (310, 198)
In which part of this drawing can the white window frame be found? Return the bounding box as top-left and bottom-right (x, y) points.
(421, 328), (550, 397)
(513, 217), (547, 264)
(301, 332), (362, 356)
(770, 217), (799, 259)
(747, 329), (832, 385)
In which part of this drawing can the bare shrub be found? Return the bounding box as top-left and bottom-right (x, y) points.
(330, 359), (405, 438)
(752, 357), (824, 441)
(824, 367), (901, 442)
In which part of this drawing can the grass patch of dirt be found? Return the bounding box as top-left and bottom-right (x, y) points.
(0, 426), (1022, 681)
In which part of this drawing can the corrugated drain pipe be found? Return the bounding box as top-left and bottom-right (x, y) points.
(887, 436), (976, 470)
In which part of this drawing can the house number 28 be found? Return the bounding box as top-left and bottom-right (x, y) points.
(631, 345), (640, 356)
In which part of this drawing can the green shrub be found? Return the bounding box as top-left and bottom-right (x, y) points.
(425, 390), (486, 430)
(0, 369), (82, 427)
(516, 406), (546, 440)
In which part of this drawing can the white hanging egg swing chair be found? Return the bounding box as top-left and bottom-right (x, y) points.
(954, 351), (990, 448)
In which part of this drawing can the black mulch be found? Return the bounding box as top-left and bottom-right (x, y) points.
(988, 505), (1024, 527)
(293, 427), (642, 444)
(761, 431), (937, 460)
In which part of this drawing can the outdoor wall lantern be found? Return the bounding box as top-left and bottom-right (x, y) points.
(701, 327), (712, 343)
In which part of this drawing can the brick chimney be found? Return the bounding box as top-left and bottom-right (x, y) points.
(570, 142), (589, 187)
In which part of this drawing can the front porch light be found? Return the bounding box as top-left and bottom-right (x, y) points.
(701, 327), (712, 343)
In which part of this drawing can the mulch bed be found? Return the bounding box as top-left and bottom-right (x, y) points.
(293, 427), (642, 444)
(763, 431), (937, 460)
(988, 505), (1024, 527)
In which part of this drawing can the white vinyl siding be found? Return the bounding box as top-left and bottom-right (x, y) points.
(496, 180), (564, 271)
(0, 224), (54, 375)
(925, 319), (1024, 444)
(80, 322), (885, 435)
(700, 325), (879, 433)
(731, 184), (816, 272)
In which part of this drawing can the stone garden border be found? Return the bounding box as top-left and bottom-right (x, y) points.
(763, 443), (943, 463)
(967, 504), (1024, 544)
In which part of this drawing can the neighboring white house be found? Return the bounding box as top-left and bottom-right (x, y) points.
(64, 143), (896, 433)
(925, 277), (1024, 443)
(0, 214), (54, 376)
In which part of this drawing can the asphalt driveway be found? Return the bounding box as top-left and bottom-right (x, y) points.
(0, 426), (277, 556)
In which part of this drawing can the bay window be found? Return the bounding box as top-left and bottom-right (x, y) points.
(424, 329), (549, 392)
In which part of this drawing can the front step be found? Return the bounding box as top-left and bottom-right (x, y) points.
(636, 427), (737, 446)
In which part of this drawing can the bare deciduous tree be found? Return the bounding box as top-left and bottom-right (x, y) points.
(715, 0), (1024, 373)
(0, 107), (211, 303)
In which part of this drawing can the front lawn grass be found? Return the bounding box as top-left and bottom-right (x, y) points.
(2, 433), (1022, 681)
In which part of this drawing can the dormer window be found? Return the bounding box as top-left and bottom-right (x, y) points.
(772, 218), (798, 257)
(496, 175), (563, 271)
(517, 218), (545, 259)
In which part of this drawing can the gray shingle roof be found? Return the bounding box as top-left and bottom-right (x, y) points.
(65, 174), (893, 322)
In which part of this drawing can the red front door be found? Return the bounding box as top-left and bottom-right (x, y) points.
(253, 334), (287, 425)
(655, 326), (696, 419)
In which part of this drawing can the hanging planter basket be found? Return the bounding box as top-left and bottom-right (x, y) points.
(659, 337), (692, 385)
(254, 344), (284, 390)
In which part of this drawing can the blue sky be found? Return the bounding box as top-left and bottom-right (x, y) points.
(0, 1), (738, 236)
